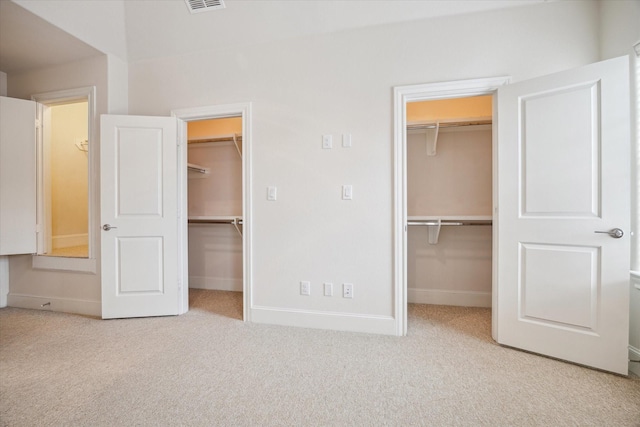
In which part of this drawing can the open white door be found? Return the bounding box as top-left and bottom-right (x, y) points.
(497, 56), (631, 374)
(101, 115), (184, 319)
(0, 96), (37, 255)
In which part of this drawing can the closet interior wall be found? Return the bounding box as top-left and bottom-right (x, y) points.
(407, 96), (493, 307)
(187, 117), (243, 292)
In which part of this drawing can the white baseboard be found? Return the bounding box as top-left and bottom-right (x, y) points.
(250, 305), (398, 335)
(189, 276), (242, 292)
(630, 346), (640, 378)
(52, 233), (88, 249)
(0, 256), (8, 308)
(408, 288), (491, 308)
(7, 293), (100, 317)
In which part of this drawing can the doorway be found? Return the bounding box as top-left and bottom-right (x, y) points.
(172, 103), (252, 321)
(45, 100), (89, 258)
(32, 86), (97, 273)
(393, 77), (510, 336)
(406, 95), (493, 309)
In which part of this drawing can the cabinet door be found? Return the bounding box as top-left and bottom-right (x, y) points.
(0, 96), (36, 255)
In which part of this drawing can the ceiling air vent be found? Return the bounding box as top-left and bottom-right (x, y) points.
(185, 0), (225, 14)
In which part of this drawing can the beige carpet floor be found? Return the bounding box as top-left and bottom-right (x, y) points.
(1, 289), (639, 426)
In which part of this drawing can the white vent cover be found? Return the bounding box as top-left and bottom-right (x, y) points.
(185, 0), (225, 14)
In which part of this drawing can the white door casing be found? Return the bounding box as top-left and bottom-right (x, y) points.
(101, 115), (183, 319)
(497, 56), (631, 374)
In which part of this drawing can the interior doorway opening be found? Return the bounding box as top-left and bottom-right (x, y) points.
(45, 100), (89, 258)
(32, 86), (96, 269)
(173, 103), (252, 321)
(186, 117), (244, 310)
(405, 95), (493, 313)
(393, 77), (509, 337)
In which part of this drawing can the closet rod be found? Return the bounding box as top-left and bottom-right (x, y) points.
(187, 164), (209, 174)
(188, 219), (243, 225)
(407, 120), (492, 131)
(407, 221), (492, 226)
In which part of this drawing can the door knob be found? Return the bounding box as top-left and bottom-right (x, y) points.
(594, 228), (623, 238)
(102, 224), (117, 231)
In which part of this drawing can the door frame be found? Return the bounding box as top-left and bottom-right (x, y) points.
(31, 86), (97, 273)
(172, 103), (253, 320)
(393, 77), (510, 336)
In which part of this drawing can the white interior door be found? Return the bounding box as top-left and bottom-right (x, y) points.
(497, 56), (631, 374)
(0, 96), (37, 255)
(101, 115), (183, 319)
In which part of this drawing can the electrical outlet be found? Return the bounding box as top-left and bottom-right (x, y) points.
(300, 281), (311, 296)
(324, 282), (333, 296)
(343, 283), (353, 298)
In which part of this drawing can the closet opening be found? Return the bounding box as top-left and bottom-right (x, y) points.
(406, 95), (493, 312)
(173, 103), (252, 321)
(393, 77), (509, 336)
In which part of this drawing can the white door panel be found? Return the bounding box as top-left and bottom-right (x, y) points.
(101, 115), (180, 319)
(0, 96), (37, 255)
(497, 56), (630, 374)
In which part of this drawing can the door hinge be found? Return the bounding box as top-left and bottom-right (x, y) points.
(35, 119), (41, 129)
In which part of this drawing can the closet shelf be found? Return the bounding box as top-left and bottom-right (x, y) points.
(407, 216), (492, 244)
(188, 216), (243, 236)
(408, 215), (492, 222)
(407, 117), (492, 131)
(188, 133), (242, 158)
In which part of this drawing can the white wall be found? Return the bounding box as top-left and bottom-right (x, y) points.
(6, 55), (109, 316)
(128, 1), (599, 333)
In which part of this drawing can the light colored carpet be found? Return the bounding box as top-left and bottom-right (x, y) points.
(1, 289), (639, 426)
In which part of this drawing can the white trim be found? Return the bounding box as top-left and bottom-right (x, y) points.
(251, 306), (397, 335)
(172, 102), (253, 322)
(0, 256), (8, 308)
(52, 233), (88, 249)
(408, 288), (492, 307)
(32, 255), (96, 274)
(189, 276), (242, 292)
(7, 293), (100, 317)
(629, 346), (640, 377)
(31, 87), (97, 271)
(393, 76), (510, 337)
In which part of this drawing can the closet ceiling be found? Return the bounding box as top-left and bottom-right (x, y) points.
(1, 0), (546, 72)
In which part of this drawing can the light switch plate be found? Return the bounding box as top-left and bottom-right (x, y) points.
(322, 135), (333, 149)
(342, 133), (352, 148)
(267, 186), (277, 201)
(324, 282), (333, 296)
(342, 185), (353, 200)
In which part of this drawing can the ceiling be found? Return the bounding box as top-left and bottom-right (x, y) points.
(0, 0), (546, 74)
(0, 0), (102, 73)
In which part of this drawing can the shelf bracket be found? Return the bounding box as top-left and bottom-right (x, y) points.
(232, 134), (242, 158)
(426, 122), (439, 156)
(232, 217), (243, 237)
(427, 219), (442, 245)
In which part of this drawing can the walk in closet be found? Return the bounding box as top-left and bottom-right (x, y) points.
(187, 117), (243, 292)
(406, 96), (493, 307)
